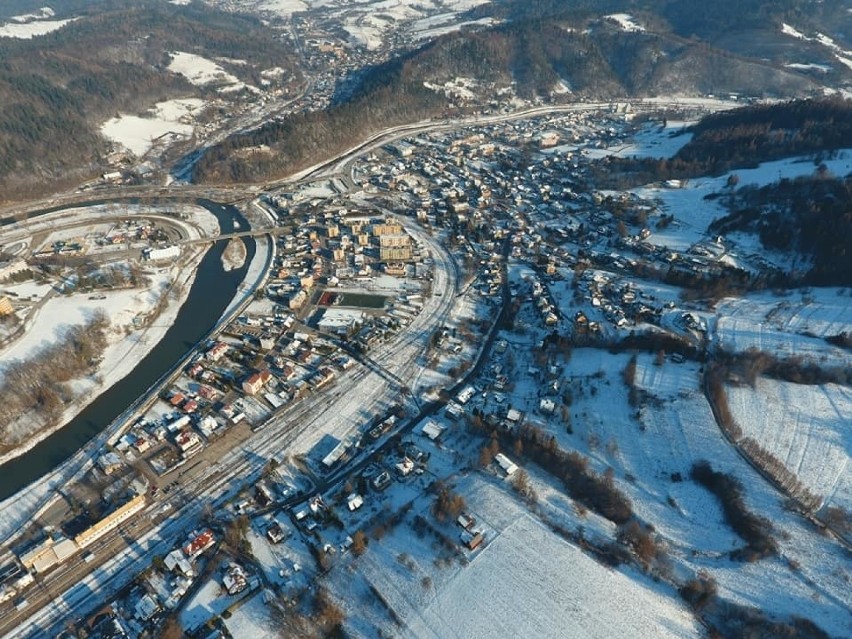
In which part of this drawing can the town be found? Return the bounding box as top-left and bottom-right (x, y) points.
(0, 0), (850, 635)
(0, 91), (847, 638)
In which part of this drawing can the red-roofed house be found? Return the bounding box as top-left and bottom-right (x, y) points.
(183, 529), (216, 559)
(206, 341), (229, 362)
(242, 370), (272, 396)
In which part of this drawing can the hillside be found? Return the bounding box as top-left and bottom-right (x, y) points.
(494, 0), (852, 41)
(710, 173), (852, 286)
(192, 19), (821, 184)
(591, 97), (852, 187)
(680, 98), (852, 166)
(0, 0), (300, 199)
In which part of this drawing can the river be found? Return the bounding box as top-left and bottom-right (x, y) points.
(0, 199), (255, 499)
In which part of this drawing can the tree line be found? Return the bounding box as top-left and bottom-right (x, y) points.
(690, 460), (778, 561)
(0, 311), (109, 447)
(467, 413), (634, 524)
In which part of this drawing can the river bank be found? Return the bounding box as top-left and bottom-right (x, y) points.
(0, 247), (205, 467)
(0, 199), (255, 503)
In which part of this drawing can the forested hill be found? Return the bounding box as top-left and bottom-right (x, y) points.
(586, 96), (852, 286)
(491, 0), (851, 41)
(678, 98), (852, 166)
(192, 19), (819, 185)
(590, 97), (852, 188)
(0, 1), (300, 199)
(710, 175), (852, 287)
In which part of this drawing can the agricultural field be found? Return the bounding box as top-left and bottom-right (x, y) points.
(726, 378), (851, 513)
(332, 477), (700, 639)
(404, 514), (700, 639)
(630, 358), (852, 636)
(471, 338), (852, 636)
(711, 288), (852, 367)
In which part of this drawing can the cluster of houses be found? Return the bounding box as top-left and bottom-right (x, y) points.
(354, 106), (743, 351)
(345, 114), (634, 313)
(29, 218), (171, 261)
(68, 528), (227, 638)
(262, 194), (429, 290)
(356, 112), (627, 237)
(524, 273), (561, 327)
(103, 195), (437, 475)
(108, 320), (362, 476)
(96, 219), (165, 248)
(571, 269), (667, 333)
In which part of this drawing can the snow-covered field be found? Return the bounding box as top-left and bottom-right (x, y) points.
(168, 51), (253, 93)
(711, 288), (852, 366)
(604, 13), (645, 33)
(727, 378), (851, 512)
(5, 7), (56, 22)
(180, 577), (232, 629)
(634, 150), (852, 252)
(781, 23), (852, 72)
(624, 356), (852, 636)
(407, 514), (699, 639)
(0, 253), (204, 463)
(289, 179), (339, 201)
(346, 477), (700, 639)
(412, 15), (496, 41)
(101, 98), (204, 156)
(0, 286), (151, 371)
(223, 591), (280, 638)
(785, 62), (832, 73)
(611, 120), (694, 158)
(0, 5), (76, 38)
(0, 16), (76, 39)
(0, 200), (219, 466)
(209, 0), (492, 49)
(223, 0), (491, 18)
(424, 77), (479, 102)
(471, 336), (852, 637)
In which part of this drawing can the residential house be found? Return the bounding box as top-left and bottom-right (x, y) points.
(242, 370), (272, 396)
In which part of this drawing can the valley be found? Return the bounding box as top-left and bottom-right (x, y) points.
(0, 2), (849, 638)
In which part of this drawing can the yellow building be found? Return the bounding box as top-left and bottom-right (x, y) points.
(384, 262), (407, 276)
(19, 536), (79, 574)
(288, 289), (308, 310)
(19, 538), (55, 571)
(372, 223), (404, 236)
(75, 493), (146, 548)
(0, 296), (14, 317)
(379, 234), (411, 249)
(380, 246), (413, 261)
